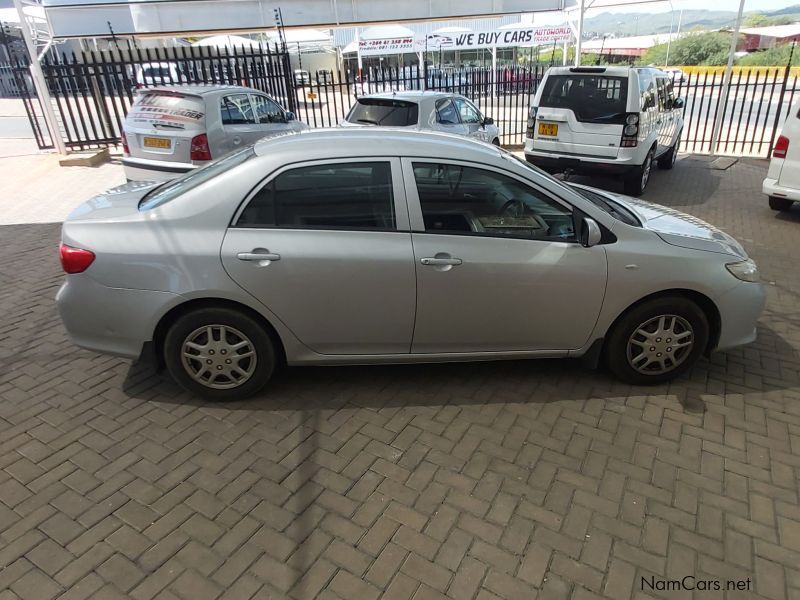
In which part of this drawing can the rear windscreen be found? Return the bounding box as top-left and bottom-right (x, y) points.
(539, 75), (628, 124)
(128, 93), (206, 130)
(346, 99), (419, 126)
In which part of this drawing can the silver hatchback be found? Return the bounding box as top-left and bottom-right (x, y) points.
(58, 129), (764, 400)
(122, 84), (307, 182)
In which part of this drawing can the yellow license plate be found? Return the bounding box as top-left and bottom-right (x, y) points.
(538, 122), (558, 137)
(143, 137), (171, 149)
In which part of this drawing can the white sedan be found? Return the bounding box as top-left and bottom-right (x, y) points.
(763, 99), (800, 212)
(341, 91), (501, 146)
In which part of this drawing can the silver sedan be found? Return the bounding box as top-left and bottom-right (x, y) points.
(341, 91), (501, 146)
(57, 129), (765, 400)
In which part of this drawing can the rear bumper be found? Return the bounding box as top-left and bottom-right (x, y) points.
(524, 144), (642, 175)
(762, 177), (800, 202)
(122, 157), (197, 182)
(56, 274), (182, 359)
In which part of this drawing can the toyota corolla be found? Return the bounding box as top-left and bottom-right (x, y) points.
(56, 129), (765, 400)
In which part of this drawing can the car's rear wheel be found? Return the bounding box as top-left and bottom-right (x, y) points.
(624, 147), (654, 196)
(164, 307), (276, 401)
(605, 297), (709, 385)
(657, 131), (680, 170)
(768, 196), (793, 211)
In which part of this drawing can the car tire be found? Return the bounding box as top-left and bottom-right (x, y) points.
(768, 196), (793, 211)
(163, 307), (276, 401)
(623, 147), (655, 196)
(657, 131), (680, 170)
(605, 296), (709, 386)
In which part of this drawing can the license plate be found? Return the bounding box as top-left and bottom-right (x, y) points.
(538, 122), (558, 137)
(143, 137), (171, 149)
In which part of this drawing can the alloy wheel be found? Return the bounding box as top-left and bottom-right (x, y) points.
(626, 314), (694, 375)
(181, 324), (257, 389)
(641, 152), (653, 190)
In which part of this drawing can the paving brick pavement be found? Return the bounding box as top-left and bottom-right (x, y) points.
(0, 155), (799, 599)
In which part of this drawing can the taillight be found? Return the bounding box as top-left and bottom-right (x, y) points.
(620, 113), (639, 148)
(121, 130), (129, 155)
(526, 106), (538, 139)
(60, 243), (95, 274)
(773, 135), (789, 159)
(190, 134), (212, 161)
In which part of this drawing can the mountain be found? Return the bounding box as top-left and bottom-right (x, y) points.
(582, 6), (800, 38)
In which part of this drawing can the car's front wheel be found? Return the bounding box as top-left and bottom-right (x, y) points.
(768, 196), (793, 211)
(605, 297), (709, 385)
(163, 307), (276, 400)
(624, 147), (655, 196)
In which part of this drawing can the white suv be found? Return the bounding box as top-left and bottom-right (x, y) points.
(763, 99), (800, 212)
(525, 66), (684, 196)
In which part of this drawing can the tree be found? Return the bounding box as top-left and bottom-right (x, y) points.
(640, 31), (733, 66)
(738, 43), (799, 67)
(744, 13), (770, 27)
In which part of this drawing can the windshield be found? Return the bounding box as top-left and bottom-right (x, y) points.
(540, 74), (628, 124)
(346, 98), (419, 126)
(568, 185), (641, 226)
(139, 147), (256, 210)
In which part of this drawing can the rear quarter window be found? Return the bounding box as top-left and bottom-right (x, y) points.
(345, 99), (419, 126)
(539, 74), (628, 124)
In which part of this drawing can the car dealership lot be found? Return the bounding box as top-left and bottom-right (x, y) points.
(0, 156), (799, 599)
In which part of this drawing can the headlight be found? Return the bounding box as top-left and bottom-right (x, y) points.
(726, 259), (759, 282)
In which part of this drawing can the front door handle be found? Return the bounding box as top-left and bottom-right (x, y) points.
(238, 250), (280, 262)
(421, 257), (462, 266)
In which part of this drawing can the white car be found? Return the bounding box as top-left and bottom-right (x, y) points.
(763, 100), (799, 212)
(341, 91), (501, 146)
(525, 66), (685, 196)
(122, 84), (307, 182)
(136, 62), (184, 87)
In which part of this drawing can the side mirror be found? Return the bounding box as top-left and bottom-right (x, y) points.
(482, 116), (494, 126)
(673, 97), (685, 110)
(581, 217), (602, 248)
(286, 111), (296, 121)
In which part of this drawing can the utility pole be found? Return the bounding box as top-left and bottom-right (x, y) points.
(710, 0), (745, 154)
(574, 0), (585, 66)
(13, 0), (65, 154)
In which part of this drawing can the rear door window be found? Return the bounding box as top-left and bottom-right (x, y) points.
(221, 94), (256, 125)
(540, 74), (628, 124)
(346, 99), (419, 126)
(236, 162), (395, 230)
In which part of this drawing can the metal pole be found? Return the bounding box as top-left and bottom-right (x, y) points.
(710, 0), (745, 154)
(574, 0), (585, 66)
(665, 0), (674, 67)
(13, 0), (66, 154)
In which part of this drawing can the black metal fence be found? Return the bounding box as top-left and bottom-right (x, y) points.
(2, 31), (799, 158)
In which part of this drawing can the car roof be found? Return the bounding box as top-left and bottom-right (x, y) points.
(253, 128), (501, 163)
(359, 90), (453, 102)
(142, 84), (263, 97)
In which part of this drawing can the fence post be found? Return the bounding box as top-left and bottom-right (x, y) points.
(766, 41), (796, 159)
(12, 0), (66, 154)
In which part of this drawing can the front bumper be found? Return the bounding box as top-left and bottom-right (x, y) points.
(56, 275), (182, 359)
(714, 280), (767, 351)
(762, 177), (800, 203)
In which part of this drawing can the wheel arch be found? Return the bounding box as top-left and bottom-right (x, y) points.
(150, 297), (287, 369)
(604, 288), (721, 355)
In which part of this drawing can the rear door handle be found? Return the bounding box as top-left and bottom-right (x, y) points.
(238, 251), (281, 262)
(421, 257), (462, 266)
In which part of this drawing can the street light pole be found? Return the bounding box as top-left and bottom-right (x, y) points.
(710, 0), (746, 154)
(13, 0), (66, 154)
(665, 0), (674, 67)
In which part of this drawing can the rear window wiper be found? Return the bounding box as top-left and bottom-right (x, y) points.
(355, 118), (379, 125)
